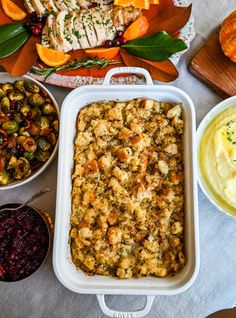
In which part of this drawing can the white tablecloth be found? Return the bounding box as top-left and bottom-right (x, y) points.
(1, 1), (236, 317)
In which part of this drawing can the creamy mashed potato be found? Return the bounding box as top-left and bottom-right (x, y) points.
(199, 106), (236, 216)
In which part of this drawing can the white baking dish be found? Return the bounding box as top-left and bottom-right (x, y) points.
(54, 67), (199, 317)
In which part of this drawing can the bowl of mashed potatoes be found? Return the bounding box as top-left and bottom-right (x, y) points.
(197, 96), (236, 218)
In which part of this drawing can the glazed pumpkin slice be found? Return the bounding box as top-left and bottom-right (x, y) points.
(31, 0), (46, 15)
(80, 9), (98, 48)
(64, 12), (81, 50)
(54, 11), (73, 52)
(73, 12), (90, 49)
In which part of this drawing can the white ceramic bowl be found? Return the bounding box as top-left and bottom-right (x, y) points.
(197, 95), (236, 218)
(0, 73), (59, 190)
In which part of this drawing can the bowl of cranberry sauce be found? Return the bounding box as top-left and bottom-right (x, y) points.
(0, 204), (50, 282)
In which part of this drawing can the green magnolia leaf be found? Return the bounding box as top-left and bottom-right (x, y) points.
(0, 31), (30, 59)
(0, 23), (26, 45)
(122, 31), (188, 62)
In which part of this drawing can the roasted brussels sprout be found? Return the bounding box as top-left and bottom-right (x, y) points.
(0, 135), (5, 146)
(8, 156), (17, 168)
(29, 93), (45, 107)
(9, 91), (24, 101)
(22, 137), (37, 153)
(42, 103), (55, 115)
(14, 80), (25, 93)
(0, 97), (10, 113)
(29, 123), (40, 136)
(52, 120), (59, 133)
(10, 148), (19, 157)
(13, 111), (23, 124)
(31, 107), (42, 119)
(2, 120), (19, 133)
(19, 127), (30, 137)
(25, 91), (33, 98)
(2, 83), (13, 94)
(24, 80), (40, 93)
(35, 150), (50, 162)
(37, 116), (50, 129)
(36, 137), (51, 151)
(23, 151), (35, 161)
(0, 88), (5, 99)
(20, 104), (31, 117)
(47, 132), (57, 146)
(0, 170), (9, 185)
(17, 135), (26, 145)
(13, 157), (31, 179)
(0, 79), (58, 186)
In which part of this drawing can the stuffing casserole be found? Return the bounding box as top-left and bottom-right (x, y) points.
(70, 98), (185, 278)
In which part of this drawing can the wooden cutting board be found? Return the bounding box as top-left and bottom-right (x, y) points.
(189, 29), (236, 99)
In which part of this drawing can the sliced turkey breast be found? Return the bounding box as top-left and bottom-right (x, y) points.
(31, 0), (46, 15)
(46, 14), (64, 51)
(53, 0), (69, 11)
(80, 9), (98, 48)
(90, 7), (107, 46)
(54, 11), (73, 52)
(24, 0), (114, 14)
(64, 12), (81, 50)
(41, 25), (50, 47)
(73, 13), (90, 49)
(24, 0), (35, 13)
(44, 0), (58, 13)
(43, 6), (141, 52)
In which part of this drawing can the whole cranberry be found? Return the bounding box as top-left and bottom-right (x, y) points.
(116, 30), (124, 38)
(37, 22), (43, 30)
(113, 37), (121, 47)
(120, 37), (127, 45)
(104, 40), (113, 48)
(32, 26), (41, 36)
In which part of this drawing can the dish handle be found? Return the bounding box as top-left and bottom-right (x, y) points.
(102, 67), (153, 86)
(97, 294), (155, 318)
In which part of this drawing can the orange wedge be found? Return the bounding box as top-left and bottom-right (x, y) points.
(124, 16), (149, 41)
(36, 44), (71, 67)
(85, 47), (120, 60)
(149, 0), (159, 4)
(114, 0), (150, 10)
(1, 0), (27, 21)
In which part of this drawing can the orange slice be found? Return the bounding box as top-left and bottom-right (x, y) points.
(124, 16), (149, 41)
(149, 0), (159, 4)
(85, 47), (120, 60)
(1, 0), (27, 21)
(36, 44), (71, 67)
(114, 0), (150, 10)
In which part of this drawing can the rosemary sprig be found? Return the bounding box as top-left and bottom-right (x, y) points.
(31, 57), (121, 80)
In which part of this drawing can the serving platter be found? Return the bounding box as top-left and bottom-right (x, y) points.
(0, 0), (195, 88)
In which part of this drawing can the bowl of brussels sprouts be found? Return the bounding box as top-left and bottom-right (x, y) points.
(0, 73), (59, 189)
